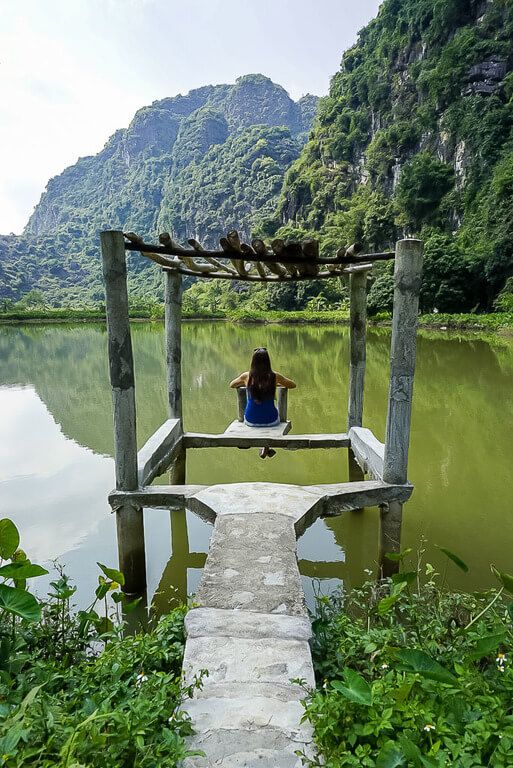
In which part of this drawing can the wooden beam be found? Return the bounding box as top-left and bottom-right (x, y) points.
(164, 270), (185, 484)
(101, 230), (138, 490)
(183, 431), (350, 449)
(164, 271), (183, 422)
(277, 387), (288, 422)
(383, 238), (424, 485)
(236, 387), (247, 422)
(159, 263), (373, 282)
(101, 229), (146, 594)
(137, 418), (182, 486)
(347, 270), (368, 430)
(381, 238), (424, 575)
(123, 238), (394, 265)
(348, 426), (385, 481)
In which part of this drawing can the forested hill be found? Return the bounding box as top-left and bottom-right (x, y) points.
(0, 75), (317, 303)
(276, 0), (513, 313)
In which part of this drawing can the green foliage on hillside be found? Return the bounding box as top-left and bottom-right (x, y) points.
(0, 76), (317, 304)
(159, 125), (300, 244)
(277, 0), (513, 313)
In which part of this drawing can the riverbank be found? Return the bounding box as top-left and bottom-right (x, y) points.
(2, 306), (513, 332)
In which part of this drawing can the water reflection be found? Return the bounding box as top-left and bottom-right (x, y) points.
(0, 323), (512, 609)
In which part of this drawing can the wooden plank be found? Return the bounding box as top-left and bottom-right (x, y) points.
(183, 430), (350, 450)
(349, 426), (385, 481)
(277, 387), (288, 422)
(236, 387), (247, 422)
(109, 485), (207, 511)
(347, 270), (368, 429)
(137, 418), (182, 486)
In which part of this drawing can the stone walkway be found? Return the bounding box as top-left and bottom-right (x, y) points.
(181, 483), (320, 767)
(169, 480), (411, 766)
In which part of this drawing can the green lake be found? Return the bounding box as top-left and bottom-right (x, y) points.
(0, 321), (512, 611)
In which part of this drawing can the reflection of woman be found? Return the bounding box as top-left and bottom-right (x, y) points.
(229, 347), (296, 458)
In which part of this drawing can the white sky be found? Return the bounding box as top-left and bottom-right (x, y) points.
(1, 0), (381, 234)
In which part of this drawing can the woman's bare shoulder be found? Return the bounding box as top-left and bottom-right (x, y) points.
(229, 371), (249, 388)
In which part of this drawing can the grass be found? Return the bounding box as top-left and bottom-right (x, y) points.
(2, 306), (513, 332)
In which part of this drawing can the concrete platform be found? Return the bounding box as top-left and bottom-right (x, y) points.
(223, 419), (292, 438)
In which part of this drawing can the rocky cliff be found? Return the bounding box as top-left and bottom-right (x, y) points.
(278, 0), (513, 312)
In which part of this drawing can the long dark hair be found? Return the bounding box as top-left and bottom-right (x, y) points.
(248, 348), (276, 402)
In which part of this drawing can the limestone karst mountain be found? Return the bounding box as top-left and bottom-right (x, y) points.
(0, 75), (318, 302)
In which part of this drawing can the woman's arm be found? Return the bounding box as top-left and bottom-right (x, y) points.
(229, 371), (249, 388)
(275, 372), (297, 389)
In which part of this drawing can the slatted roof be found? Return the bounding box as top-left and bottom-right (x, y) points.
(123, 230), (394, 281)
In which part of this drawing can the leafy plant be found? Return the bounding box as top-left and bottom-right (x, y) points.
(0, 518), (200, 766)
(301, 550), (513, 766)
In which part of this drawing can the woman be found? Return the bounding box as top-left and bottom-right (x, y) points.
(229, 348), (296, 458)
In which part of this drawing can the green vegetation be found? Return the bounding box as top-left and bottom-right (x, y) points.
(2, 2), (513, 320)
(0, 76), (317, 305)
(302, 549), (513, 766)
(5, 299), (513, 333)
(0, 518), (197, 766)
(276, 0), (513, 314)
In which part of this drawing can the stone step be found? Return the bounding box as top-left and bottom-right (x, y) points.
(182, 635), (315, 690)
(182, 725), (314, 767)
(185, 607), (312, 642)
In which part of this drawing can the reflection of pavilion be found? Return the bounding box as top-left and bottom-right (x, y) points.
(152, 510), (207, 614)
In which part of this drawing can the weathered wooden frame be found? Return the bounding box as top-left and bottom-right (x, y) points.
(101, 231), (423, 590)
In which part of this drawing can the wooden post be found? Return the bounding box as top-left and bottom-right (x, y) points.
(347, 269), (368, 430)
(164, 270), (185, 483)
(101, 230), (146, 594)
(237, 387), (247, 422)
(164, 271), (183, 421)
(277, 386), (288, 422)
(347, 269), (368, 489)
(381, 238), (423, 576)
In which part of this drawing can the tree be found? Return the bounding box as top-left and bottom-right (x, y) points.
(396, 153), (454, 226)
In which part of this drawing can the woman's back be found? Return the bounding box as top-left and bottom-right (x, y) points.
(229, 348), (296, 451)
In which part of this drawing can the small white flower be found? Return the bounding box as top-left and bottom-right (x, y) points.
(423, 724), (435, 732)
(381, 663), (389, 670)
(496, 653), (507, 665)
(497, 665), (506, 673)
(136, 672), (148, 686)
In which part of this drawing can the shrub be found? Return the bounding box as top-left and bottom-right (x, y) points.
(299, 551), (513, 767)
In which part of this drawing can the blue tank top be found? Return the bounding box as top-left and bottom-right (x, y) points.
(245, 393), (279, 425)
